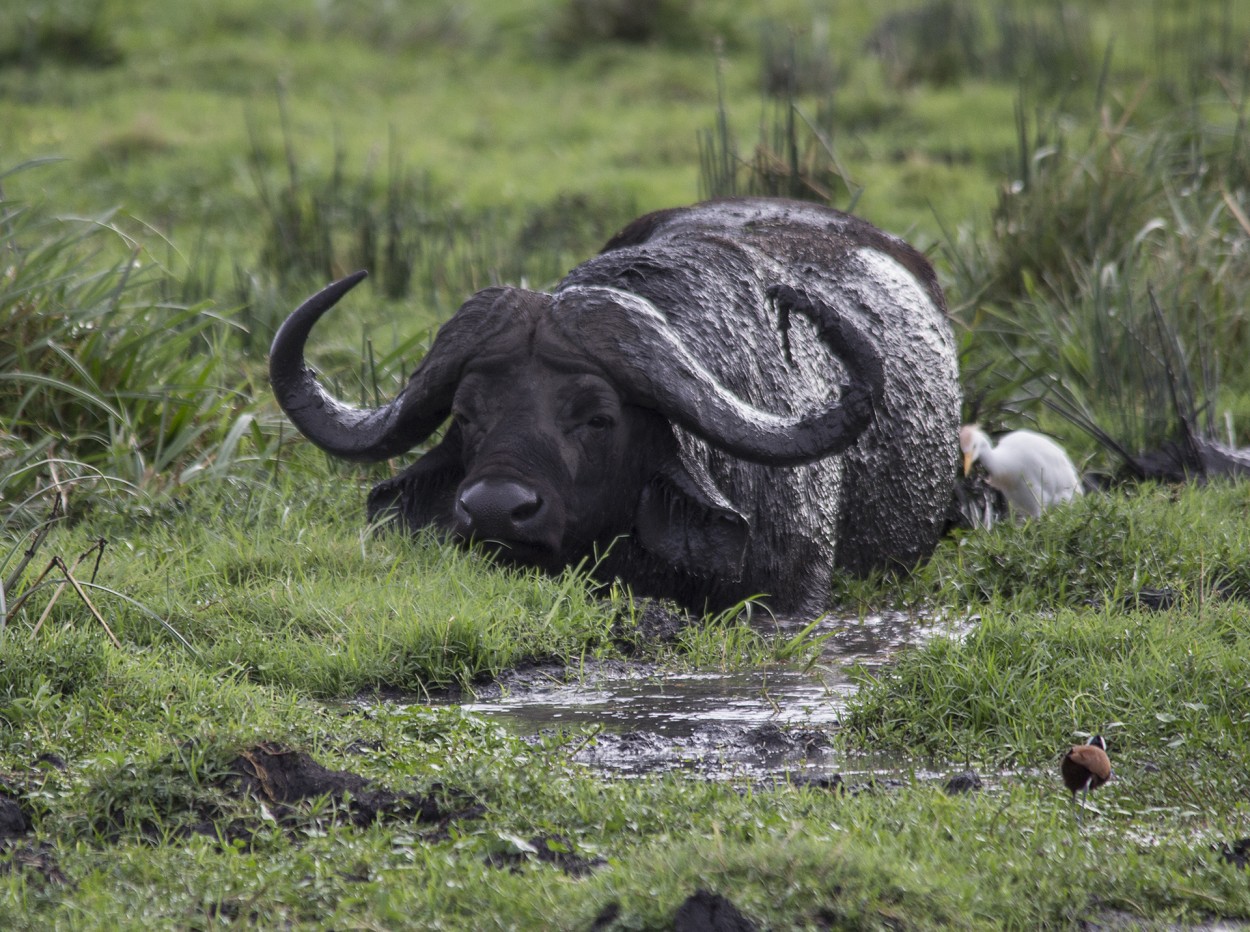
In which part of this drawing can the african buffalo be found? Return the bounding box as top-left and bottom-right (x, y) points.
(270, 198), (959, 615)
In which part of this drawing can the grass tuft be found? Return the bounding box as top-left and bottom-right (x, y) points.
(546, 0), (704, 53)
(698, 76), (859, 207)
(0, 164), (270, 525)
(948, 85), (1250, 461)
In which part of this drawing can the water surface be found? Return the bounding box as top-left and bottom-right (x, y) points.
(455, 610), (971, 780)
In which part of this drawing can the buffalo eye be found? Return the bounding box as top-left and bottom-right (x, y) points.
(563, 412), (614, 437)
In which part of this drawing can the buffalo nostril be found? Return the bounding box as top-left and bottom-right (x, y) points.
(510, 497), (541, 522)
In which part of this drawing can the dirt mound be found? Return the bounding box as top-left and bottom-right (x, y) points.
(483, 833), (606, 877)
(944, 770), (983, 794)
(1, 784), (64, 886)
(0, 795), (31, 839)
(228, 742), (469, 828)
(1215, 837), (1249, 870)
(674, 889), (758, 931)
(87, 741), (481, 848)
(0, 842), (65, 886)
(612, 598), (696, 650)
(222, 742), (481, 839)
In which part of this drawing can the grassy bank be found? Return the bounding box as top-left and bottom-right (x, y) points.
(3, 483), (1250, 928)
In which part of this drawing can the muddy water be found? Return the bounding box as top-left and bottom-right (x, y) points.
(456, 611), (972, 781)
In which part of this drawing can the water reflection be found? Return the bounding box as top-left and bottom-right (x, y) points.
(449, 610), (972, 780)
(462, 667), (845, 735)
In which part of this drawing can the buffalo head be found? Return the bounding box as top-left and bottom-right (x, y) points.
(269, 270), (885, 590)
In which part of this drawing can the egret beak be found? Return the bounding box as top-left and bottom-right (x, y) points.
(962, 452), (975, 476)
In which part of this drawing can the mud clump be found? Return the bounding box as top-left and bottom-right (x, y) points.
(484, 833), (606, 877)
(785, 773), (845, 793)
(0, 795), (31, 839)
(1, 783), (65, 886)
(746, 722), (829, 756)
(1215, 837), (1249, 870)
(944, 770), (983, 794)
(0, 842), (66, 886)
(227, 742), (481, 832)
(611, 598), (697, 652)
(673, 889), (759, 932)
(91, 741), (481, 849)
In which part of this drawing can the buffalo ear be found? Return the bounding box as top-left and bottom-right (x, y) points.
(634, 457), (749, 581)
(366, 423), (465, 532)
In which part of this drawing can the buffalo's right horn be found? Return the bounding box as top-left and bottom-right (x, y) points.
(551, 284), (885, 467)
(269, 273), (513, 462)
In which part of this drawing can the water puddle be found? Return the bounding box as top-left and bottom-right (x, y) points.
(451, 610), (973, 781)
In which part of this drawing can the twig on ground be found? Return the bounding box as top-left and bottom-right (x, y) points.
(3, 491), (63, 597)
(9, 556), (63, 626)
(13, 538), (119, 647)
(54, 556), (121, 648)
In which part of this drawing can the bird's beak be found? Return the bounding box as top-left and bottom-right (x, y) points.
(962, 452), (974, 476)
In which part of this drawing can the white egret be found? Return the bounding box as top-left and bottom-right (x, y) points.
(958, 424), (1082, 518)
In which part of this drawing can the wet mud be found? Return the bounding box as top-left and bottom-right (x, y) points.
(444, 610), (973, 785)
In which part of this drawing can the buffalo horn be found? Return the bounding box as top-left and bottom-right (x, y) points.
(552, 284), (885, 466)
(269, 272), (506, 462)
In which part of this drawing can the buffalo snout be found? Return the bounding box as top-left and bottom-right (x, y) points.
(453, 478), (558, 553)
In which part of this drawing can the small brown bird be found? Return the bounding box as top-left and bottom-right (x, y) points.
(1061, 735), (1111, 821)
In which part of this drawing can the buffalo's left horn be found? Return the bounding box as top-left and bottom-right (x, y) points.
(269, 272), (513, 462)
(552, 284), (885, 467)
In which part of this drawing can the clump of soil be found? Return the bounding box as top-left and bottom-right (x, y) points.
(746, 722), (830, 756)
(1215, 837), (1249, 870)
(93, 741), (481, 848)
(483, 833), (606, 877)
(785, 773), (844, 793)
(1, 771), (65, 886)
(228, 742), (469, 828)
(0, 795), (31, 839)
(944, 770), (983, 794)
(673, 889), (759, 932)
(612, 598), (697, 651)
(594, 890), (759, 932)
(0, 842), (66, 887)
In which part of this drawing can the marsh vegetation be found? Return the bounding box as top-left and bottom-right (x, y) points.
(3, 0), (1250, 927)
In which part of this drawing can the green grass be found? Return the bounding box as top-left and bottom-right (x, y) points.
(840, 483), (1250, 770)
(4, 475), (1250, 928)
(4, 0), (1250, 927)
